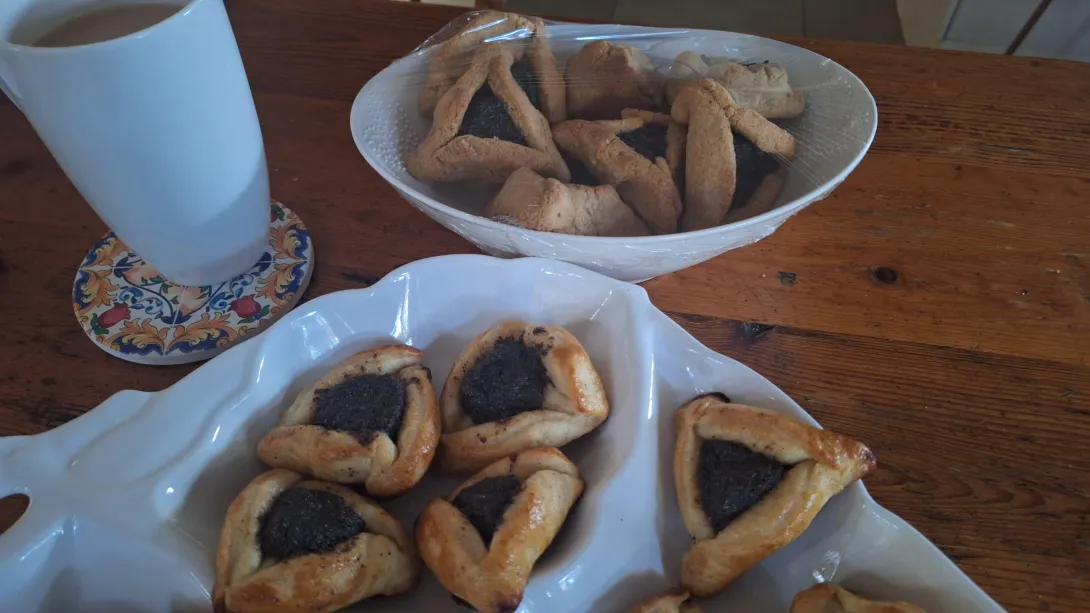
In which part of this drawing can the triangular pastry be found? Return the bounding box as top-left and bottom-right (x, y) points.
(437, 321), (609, 473)
(566, 40), (663, 119)
(667, 51), (806, 119)
(791, 583), (928, 613)
(408, 45), (570, 184)
(674, 394), (876, 597)
(671, 79), (793, 231)
(257, 344), (440, 497)
(553, 110), (684, 234)
(416, 448), (584, 613)
(487, 167), (649, 236)
(213, 469), (418, 613)
(628, 591), (704, 613)
(419, 11), (565, 123)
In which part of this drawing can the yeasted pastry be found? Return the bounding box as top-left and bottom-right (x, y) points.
(258, 344), (439, 497)
(674, 394), (875, 597)
(416, 447), (584, 612)
(438, 321), (609, 473)
(213, 469), (418, 613)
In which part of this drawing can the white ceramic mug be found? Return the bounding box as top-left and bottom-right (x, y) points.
(0, 0), (269, 286)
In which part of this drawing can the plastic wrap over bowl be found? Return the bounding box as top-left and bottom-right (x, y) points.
(351, 18), (877, 282)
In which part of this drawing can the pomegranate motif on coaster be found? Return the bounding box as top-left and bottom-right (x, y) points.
(72, 201), (314, 365)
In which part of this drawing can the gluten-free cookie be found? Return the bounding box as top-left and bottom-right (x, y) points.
(409, 45), (570, 184)
(553, 111), (683, 234)
(488, 167), (649, 237)
(674, 394), (875, 597)
(437, 321), (609, 473)
(567, 40), (663, 119)
(419, 12), (565, 123)
(672, 79), (793, 230)
(213, 469), (418, 613)
(257, 344), (439, 498)
(666, 51), (806, 119)
(416, 448), (584, 613)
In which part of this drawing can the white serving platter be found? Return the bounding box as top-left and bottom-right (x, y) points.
(0, 255), (1000, 612)
(352, 20), (877, 282)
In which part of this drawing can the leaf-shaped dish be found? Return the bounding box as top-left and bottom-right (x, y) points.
(0, 255), (1000, 612)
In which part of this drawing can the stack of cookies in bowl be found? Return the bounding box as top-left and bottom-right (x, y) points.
(407, 11), (806, 238)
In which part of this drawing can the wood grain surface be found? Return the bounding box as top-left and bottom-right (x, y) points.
(1, 1), (1088, 611)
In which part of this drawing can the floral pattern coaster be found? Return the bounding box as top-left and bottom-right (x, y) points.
(73, 201), (314, 365)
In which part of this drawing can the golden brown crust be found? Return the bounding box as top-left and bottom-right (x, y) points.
(257, 344), (440, 497)
(553, 118), (683, 235)
(791, 583), (928, 613)
(628, 591), (704, 613)
(214, 469), (419, 613)
(673, 396), (875, 597)
(487, 167), (649, 236)
(409, 45), (570, 184)
(437, 321), (609, 473)
(416, 448), (584, 613)
(566, 41), (663, 119)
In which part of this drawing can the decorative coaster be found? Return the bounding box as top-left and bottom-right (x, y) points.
(72, 201), (314, 365)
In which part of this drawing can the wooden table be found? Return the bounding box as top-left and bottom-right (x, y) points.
(1, 1), (1088, 610)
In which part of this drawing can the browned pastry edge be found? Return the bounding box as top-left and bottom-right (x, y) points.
(214, 469), (419, 613)
(628, 591), (704, 613)
(416, 447), (584, 613)
(257, 344), (440, 497)
(566, 40), (664, 119)
(674, 396), (875, 597)
(409, 45), (570, 184)
(790, 583), (928, 613)
(486, 167), (649, 236)
(552, 118), (683, 234)
(437, 321), (609, 473)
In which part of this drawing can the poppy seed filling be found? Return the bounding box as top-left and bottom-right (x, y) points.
(732, 131), (780, 207)
(697, 439), (786, 533)
(457, 59), (539, 146)
(617, 123), (669, 162)
(312, 374), (407, 441)
(452, 474), (522, 544)
(259, 487), (366, 560)
(460, 337), (548, 424)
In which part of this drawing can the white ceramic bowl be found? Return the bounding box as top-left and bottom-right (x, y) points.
(0, 256), (999, 612)
(351, 22), (878, 282)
